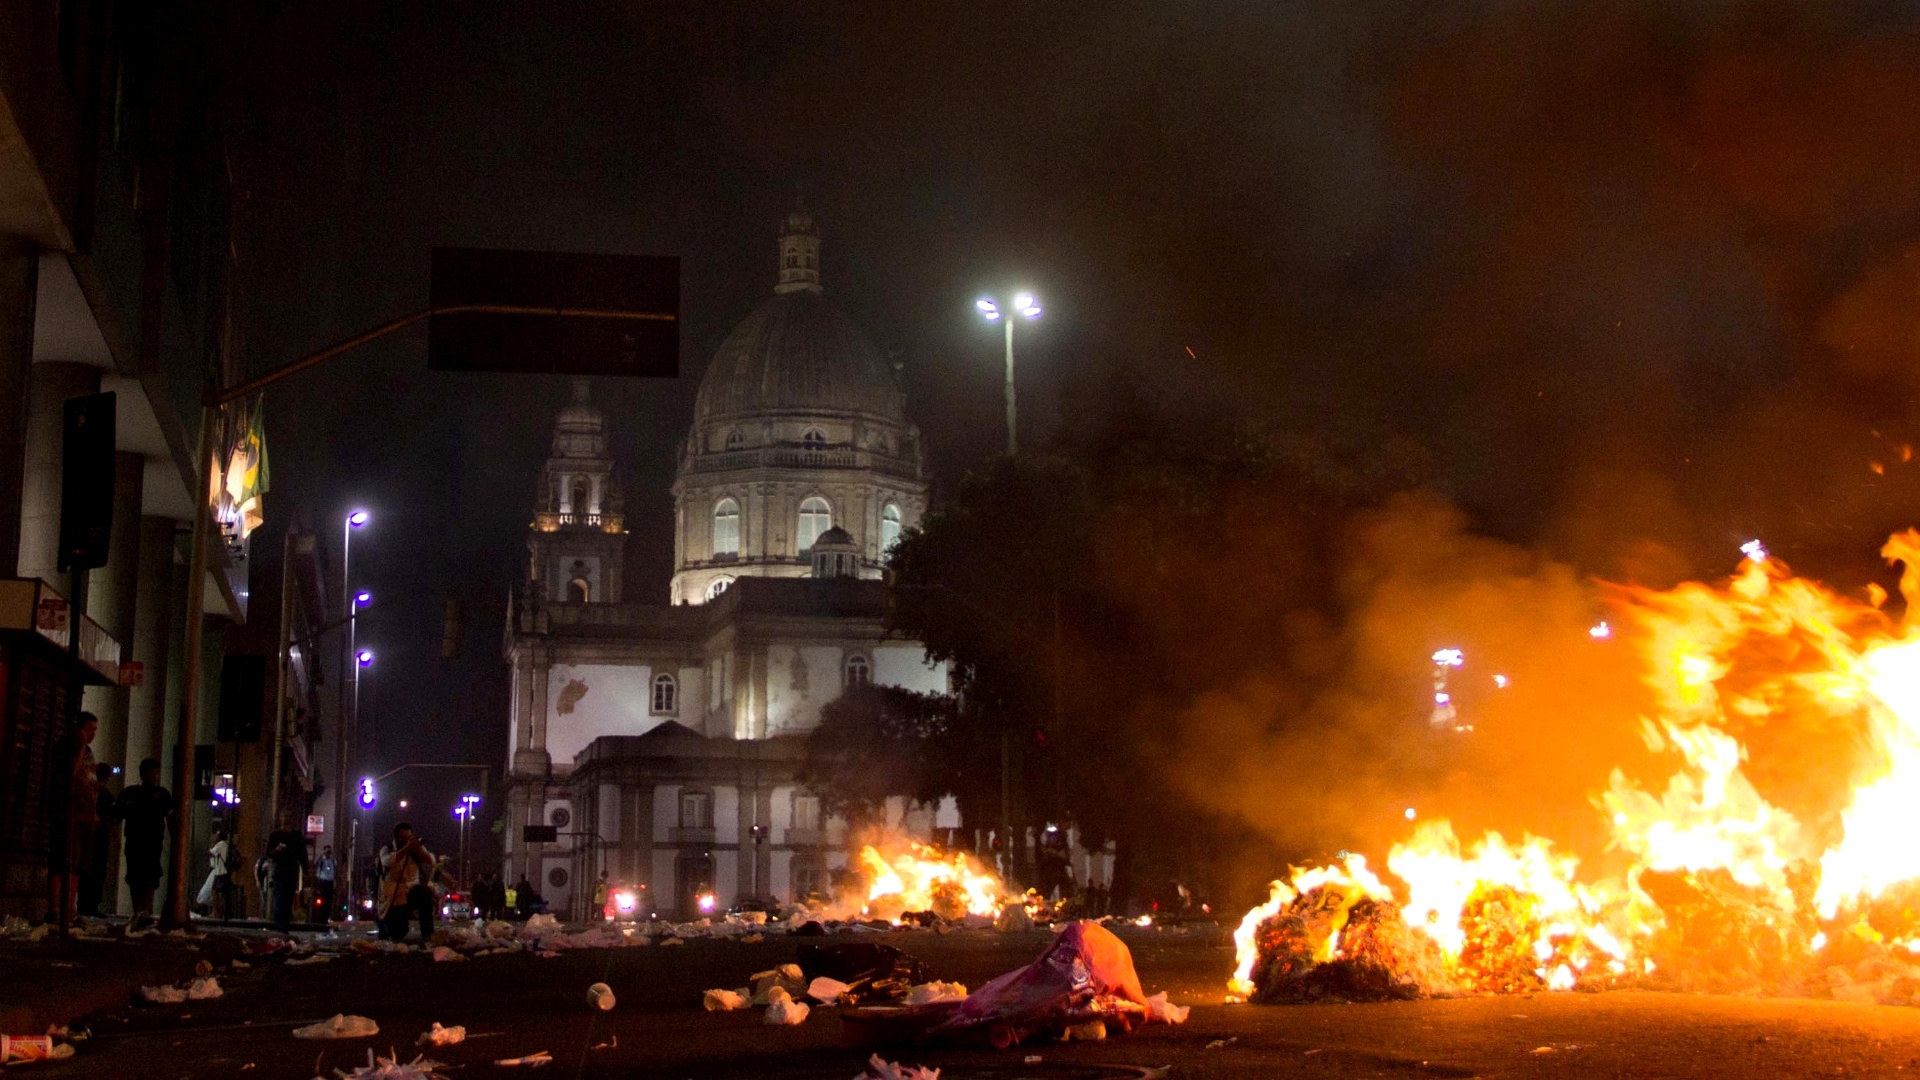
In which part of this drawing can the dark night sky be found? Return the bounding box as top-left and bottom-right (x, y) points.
(224, 1), (1920, 838)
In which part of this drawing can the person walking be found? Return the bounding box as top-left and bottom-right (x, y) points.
(198, 831), (230, 917)
(313, 846), (337, 924)
(80, 763), (116, 917)
(263, 810), (309, 933)
(374, 822), (436, 941)
(114, 759), (172, 928)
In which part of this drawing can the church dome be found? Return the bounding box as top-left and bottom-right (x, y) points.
(693, 291), (905, 425)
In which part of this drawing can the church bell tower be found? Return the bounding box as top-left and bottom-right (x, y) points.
(529, 380), (627, 603)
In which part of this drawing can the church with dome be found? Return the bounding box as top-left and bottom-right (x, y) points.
(502, 209), (952, 919)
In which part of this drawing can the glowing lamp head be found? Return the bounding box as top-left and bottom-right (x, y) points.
(462, 794), (481, 805)
(356, 648), (375, 666)
(976, 298), (1001, 321)
(1014, 292), (1041, 317)
(1432, 648), (1465, 667)
(1405, 807), (1417, 821)
(1589, 621), (1612, 640)
(613, 890), (639, 916)
(1741, 538), (1768, 563)
(696, 892), (717, 914)
(347, 510), (370, 528)
(453, 805), (466, 819)
(357, 778), (375, 808)
(355, 590), (372, 606)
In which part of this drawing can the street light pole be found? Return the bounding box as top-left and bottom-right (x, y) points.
(976, 293), (1040, 456)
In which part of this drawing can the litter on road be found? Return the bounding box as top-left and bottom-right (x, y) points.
(416, 1023), (465, 1047)
(327, 1048), (449, 1079)
(293, 1015), (380, 1040)
(703, 989), (748, 1011)
(586, 982), (615, 1011)
(493, 1050), (553, 1067)
(856, 1054), (941, 1080)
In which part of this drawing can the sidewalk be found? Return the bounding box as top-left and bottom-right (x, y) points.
(0, 923), (247, 1034)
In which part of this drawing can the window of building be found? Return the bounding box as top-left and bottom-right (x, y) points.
(844, 653), (871, 688)
(680, 790), (713, 829)
(801, 428), (826, 449)
(725, 428), (744, 450)
(706, 576), (733, 602)
(786, 253), (798, 269)
(712, 498), (740, 557)
(792, 795), (821, 832)
(798, 497), (831, 551)
(881, 503), (902, 552)
(652, 673), (678, 714)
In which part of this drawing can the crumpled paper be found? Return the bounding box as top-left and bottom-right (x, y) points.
(417, 1022), (466, 1047)
(855, 1055), (941, 1080)
(1144, 991), (1189, 1024)
(703, 989), (748, 1011)
(139, 984), (186, 1004)
(904, 981), (968, 1005)
(292, 1014), (380, 1039)
(187, 976), (222, 1000)
(764, 997), (810, 1025)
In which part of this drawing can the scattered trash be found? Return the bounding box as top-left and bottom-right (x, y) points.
(994, 906), (1035, 933)
(417, 1023), (466, 1047)
(1205, 1037), (1237, 1050)
(493, 1050), (552, 1067)
(589, 1035), (617, 1051)
(331, 1048), (450, 1079)
(293, 1014), (381, 1040)
(430, 946), (464, 963)
(704, 989), (749, 1011)
(808, 976), (852, 1003)
(186, 976), (223, 1000)
(1531, 1046), (1555, 1054)
(1304, 1048), (1323, 1056)
(856, 1054), (941, 1080)
(286, 954), (333, 966)
(659, 937), (685, 947)
(742, 933), (765, 944)
(230, 960), (251, 970)
(1144, 992), (1189, 1024)
(587, 983), (616, 1011)
(797, 943), (930, 1005)
(138, 985), (187, 1005)
(1023, 1056), (1042, 1066)
(920, 922), (1146, 1046)
(904, 982), (967, 1006)
(765, 997), (811, 1025)
(195, 960), (213, 977)
(2, 1036), (73, 1064)
(1063, 1019), (1106, 1041)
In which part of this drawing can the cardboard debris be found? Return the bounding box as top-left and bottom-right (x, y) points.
(292, 1014), (380, 1040)
(417, 1023), (466, 1047)
(807, 976), (852, 1003)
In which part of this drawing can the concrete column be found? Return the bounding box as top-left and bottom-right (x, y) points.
(17, 361), (100, 588)
(0, 241), (35, 578)
(126, 516), (177, 772)
(83, 452), (145, 772)
(118, 515), (177, 914)
(162, 541), (190, 793)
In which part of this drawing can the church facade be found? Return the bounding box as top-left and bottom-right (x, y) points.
(503, 209), (950, 919)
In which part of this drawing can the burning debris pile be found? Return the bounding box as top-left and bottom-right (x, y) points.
(1231, 532), (1920, 1006)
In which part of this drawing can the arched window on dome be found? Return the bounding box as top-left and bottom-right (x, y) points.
(844, 653), (871, 689)
(801, 428), (826, 449)
(706, 576), (734, 602)
(786, 253), (798, 269)
(798, 497), (832, 552)
(651, 673), (678, 715)
(712, 498), (740, 559)
(881, 503), (902, 553)
(725, 428), (744, 450)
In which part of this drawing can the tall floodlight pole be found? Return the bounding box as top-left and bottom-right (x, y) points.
(337, 511), (367, 918)
(974, 291), (1041, 888)
(975, 293), (1041, 455)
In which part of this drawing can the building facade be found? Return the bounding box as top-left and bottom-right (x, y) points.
(504, 212), (947, 919)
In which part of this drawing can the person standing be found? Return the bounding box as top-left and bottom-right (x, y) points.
(374, 822), (436, 941)
(198, 831), (229, 916)
(313, 845), (337, 924)
(592, 870), (609, 919)
(263, 810), (308, 932)
(514, 874), (534, 919)
(79, 763), (116, 916)
(46, 713), (100, 925)
(114, 759), (172, 927)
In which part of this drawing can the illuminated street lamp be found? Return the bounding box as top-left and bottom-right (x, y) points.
(975, 292), (1042, 455)
(455, 794), (482, 888)
(357, 648), (375, 666)
(355, 589), (372, 606)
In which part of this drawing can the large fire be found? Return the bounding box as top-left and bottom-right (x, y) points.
(1231, 532), (1920, 1004)
(859, 843), (1006, 920)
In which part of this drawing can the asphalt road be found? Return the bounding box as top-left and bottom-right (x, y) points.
(31, 926), (1920, 1078)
